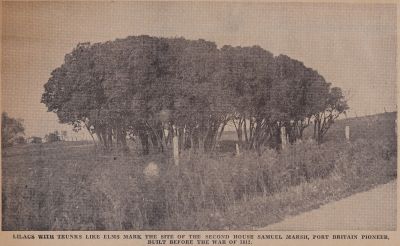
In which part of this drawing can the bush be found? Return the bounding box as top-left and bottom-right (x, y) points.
(14, 136), (26, 145)
(333, 138), (397, 184)
(30, 136), (42, 144)
(45, 131), (61, 143)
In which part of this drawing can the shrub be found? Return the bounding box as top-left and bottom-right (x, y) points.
(30, 136), (42, 144)
(14, 136), (26, 145)
(45, 131), (61, 143)
(334, 138), (397, 185)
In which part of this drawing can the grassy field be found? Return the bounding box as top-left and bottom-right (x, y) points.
(1, 112), (397, 230)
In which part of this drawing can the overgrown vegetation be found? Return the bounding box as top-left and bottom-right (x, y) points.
(2, 112), (396, 230)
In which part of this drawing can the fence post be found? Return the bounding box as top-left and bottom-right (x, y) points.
(345, 125), (350, 141)
(280, 126), (287, 149)
(172, 135), (179, 166)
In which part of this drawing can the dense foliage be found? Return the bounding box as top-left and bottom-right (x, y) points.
(45, 130), (62, 143)
(1, 112), (25, 148)
(41, 35), (348, 153)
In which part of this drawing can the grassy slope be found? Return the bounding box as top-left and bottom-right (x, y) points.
(1, 112), (397, 230)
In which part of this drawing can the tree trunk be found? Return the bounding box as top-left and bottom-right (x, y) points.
(198, 137), (205, 154)
(243, 118), (248, 147)
(120, 127), (128, 152)
(218, 120), (228, 140)
(107, 127), (113, 148)
(139, 131), (149, 155)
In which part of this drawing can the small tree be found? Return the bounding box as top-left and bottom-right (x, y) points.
(313, 87), (349, 143)
(2, 112), (25, 148)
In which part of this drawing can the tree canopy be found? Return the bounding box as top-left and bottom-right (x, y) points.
(42, 35), (348, 153)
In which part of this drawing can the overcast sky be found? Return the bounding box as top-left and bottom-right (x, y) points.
(2, 2), (397, 138)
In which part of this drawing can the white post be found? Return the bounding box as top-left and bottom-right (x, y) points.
(345, 125), (350, 141)
(235, 143), (240, 156)
(173, 135), (179, 166)
(281, 126), (287, 149)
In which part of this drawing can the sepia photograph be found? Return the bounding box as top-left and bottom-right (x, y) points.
(1, 0), (397, 235)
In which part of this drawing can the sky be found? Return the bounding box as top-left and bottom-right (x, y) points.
(2, 2), (397, 139)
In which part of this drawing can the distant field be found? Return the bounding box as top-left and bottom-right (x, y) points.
(1, 112), (397, 230)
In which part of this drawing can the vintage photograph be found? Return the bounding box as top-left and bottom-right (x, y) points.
(1, 2), (397, 231)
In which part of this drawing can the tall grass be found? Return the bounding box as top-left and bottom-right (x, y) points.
(2, 114), (397, 230)
(73, 137), (395, 230)
(151, 138), (395, 230)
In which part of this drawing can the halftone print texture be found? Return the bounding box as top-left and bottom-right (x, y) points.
(1, 2), (397, 232)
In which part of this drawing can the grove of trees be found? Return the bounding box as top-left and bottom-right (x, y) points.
(41, 35), (348, 154)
